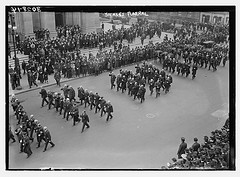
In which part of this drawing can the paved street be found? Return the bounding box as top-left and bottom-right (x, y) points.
(8, 57), (229, 169)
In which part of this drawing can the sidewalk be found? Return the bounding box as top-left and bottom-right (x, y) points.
(8, 22), (175, 96)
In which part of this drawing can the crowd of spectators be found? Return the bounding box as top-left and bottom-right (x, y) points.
(162, 117), (230, 169)
(9, 20), (229, 91)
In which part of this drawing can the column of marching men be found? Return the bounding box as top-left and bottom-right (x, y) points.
(109, 61), (173, 101)
(10, 94), (55, 158)
(39, 84), (114, 131)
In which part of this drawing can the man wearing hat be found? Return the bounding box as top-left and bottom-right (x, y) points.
(43, 126), (55, 152)
(22, 132), (32, 158)
(35, 122), (45, 148)
(109, 71), (116, 89)
(77, 86), (85, 105)
(80, 110), (90, 133)
(106, 101), (113, 122)
(192, 137), (200, 152)
(63, 98), (72, 121)
(72, 103), (80, 126)
(47, 91), (55, 110)
(177, 137), (187, 159)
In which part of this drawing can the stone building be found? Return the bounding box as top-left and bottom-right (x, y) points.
(8, 12), (101, 42)
(200, 12), (229, 25)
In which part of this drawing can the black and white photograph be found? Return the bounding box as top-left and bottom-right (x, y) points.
(5, 4), (235, 172)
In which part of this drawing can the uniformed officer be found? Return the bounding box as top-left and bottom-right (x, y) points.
(89, 91), (95, 110)
(39, 87), (49, 107)
(28, 115), (37, 141)
(47, 91), (55, 110)
(121, 75), (127, 93)
(80, 110), (90, 133)
(138, 85), (146, 103)
(35, 122), (45, 148)
(192, 64), (198, 80)
(84, 89), (90, 108)
(22, 133), (32, 158)
(54, 93), (61, 112)
(155, 79), (161, 98)
(43, 126), (55, 152)
(71, 104), (80, 126)
(100, 97), (107, 117)
(63, 98), (72, 121)
(132, 82), (139, 100)
(149, 79), (155, 95)
(106, 101), (113, 122)
(77, 86), (85, 105)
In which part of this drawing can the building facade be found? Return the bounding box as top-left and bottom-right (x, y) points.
(8, 12), (101, 42)
(148, 12), (201, 24)
(200, 12), (229, 25)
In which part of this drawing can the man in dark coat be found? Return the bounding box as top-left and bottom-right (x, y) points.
(63, 98), (72, 121)
(77, 86), (85, 105)
(177, 137), (187, 159)
(106, 101), (113, 122)
(22, 133), (32, 158)
(36, 122), (45, 148)
(43, 126), (55, 152)
(68, 86), (75, 102)
(39, 87), (49, 107)
(22, 60), (26, 75)
(192, 64), (198, 80)
(109, 72), (116, 89)
(71, 104), (80, 126)
(47, 91), (55, 110)
(191, 137), (200, 152)
(80, 110), (90, 133)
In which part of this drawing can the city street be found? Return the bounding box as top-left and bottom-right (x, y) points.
(8, 58), (229, 169)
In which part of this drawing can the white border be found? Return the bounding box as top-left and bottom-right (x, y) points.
(1, 1), (239, 177)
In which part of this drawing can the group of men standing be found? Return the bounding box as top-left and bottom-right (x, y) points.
(10, 94), (55, 158)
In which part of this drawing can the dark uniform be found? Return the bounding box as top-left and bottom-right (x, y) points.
(78, 87), (85, 105)
(89, 92), (95, 110)
(35, 123), (45, 148)
(63, 98), (72, 121)
(149, 79), (155, 95)
(84, 90), (90, 108)
(43, 127), (55, 152)
(22, 134), (32, 158)
(100, 97), (106, 117)
(177, 137), (187, 159)
(47, 91), (55, 110)
(71, 104), (80, 126)
(155, 80), (161, 98)
(80, 111), (90, 133)
(192, 64), (198, 80)
(138, 85), (146, 103)
(106, 102), (113, 122)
